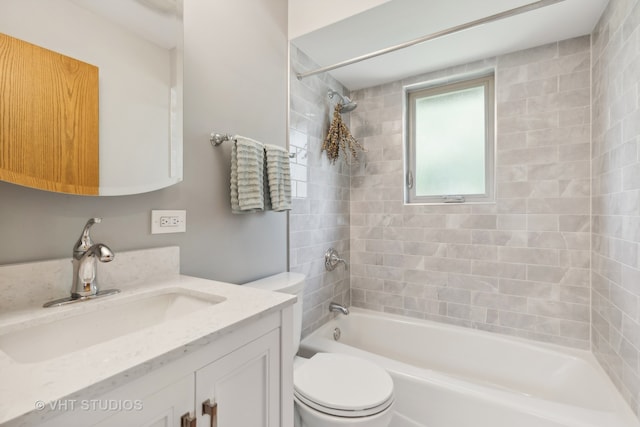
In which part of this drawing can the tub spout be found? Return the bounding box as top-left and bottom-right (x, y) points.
(329, 301), (349, 315)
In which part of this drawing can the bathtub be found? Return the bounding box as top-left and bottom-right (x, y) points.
(298, 308), (640, 427)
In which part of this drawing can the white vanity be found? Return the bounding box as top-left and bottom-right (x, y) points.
(0, 247), (295, 427)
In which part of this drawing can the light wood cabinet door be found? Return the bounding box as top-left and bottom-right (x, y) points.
(0, 33), (99, 194)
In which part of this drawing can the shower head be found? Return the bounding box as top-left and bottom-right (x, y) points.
(328, 90), (357, 113)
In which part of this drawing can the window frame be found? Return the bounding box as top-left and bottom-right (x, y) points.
(404, 72), (495, 204)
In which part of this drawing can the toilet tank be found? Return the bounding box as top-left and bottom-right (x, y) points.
(243, 272), (305, 354)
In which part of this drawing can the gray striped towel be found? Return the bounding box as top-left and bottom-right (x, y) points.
(230, 136), (264, 213)
(264, 144), (292, 212)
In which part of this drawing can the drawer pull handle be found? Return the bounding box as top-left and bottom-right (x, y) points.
(180, 412), (196, 427)
(202, 399), (218, 427)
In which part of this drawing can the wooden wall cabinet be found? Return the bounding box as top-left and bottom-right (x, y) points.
(0, 33), (99, 195)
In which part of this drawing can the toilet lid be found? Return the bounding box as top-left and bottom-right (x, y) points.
(294, 353), (394, 414)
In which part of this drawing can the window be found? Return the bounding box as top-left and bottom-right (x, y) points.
(405, 73), (495, 204)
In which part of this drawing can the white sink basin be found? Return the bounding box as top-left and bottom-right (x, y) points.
(0, 289), (225, 363)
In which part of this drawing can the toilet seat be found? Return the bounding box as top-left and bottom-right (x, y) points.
(294, 390), (394, 418)
(294, 353), (394, 418)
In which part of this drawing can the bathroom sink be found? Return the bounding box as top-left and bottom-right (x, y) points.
(0, 289), (225, 363)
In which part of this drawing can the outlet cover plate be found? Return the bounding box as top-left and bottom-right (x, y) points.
(151, 210), (186, 234)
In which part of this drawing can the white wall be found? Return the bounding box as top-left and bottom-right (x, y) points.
(0, 0), (288, 284)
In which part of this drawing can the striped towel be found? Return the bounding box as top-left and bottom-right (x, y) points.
(264, 144), (292, 212)
(230, 136), (264, 213)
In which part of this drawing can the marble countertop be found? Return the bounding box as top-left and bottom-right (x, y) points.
(0, 274), (295, 426)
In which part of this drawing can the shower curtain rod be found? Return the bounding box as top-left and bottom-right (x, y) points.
(296, 0), (566, 80)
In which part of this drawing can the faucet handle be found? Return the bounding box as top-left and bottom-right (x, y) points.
(325, 248), (348, 271)
(73, 217), (102, 255)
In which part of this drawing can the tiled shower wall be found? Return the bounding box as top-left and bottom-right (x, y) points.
(289, 46), (350, 337)
(349, 36), (592, 349)
(591, 0), (640, 414)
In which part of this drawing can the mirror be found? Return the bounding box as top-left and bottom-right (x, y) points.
(0, 0), (183, 196)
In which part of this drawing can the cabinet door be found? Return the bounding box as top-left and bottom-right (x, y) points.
(92, 374), (195, 427)
(39, 374), (195, 427)
(196, 329), (280, 427)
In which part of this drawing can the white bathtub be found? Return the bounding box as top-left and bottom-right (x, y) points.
(299, 308), (639, 427)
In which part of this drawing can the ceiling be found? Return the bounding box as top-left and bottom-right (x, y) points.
(71, 0), (181, 49)
(292, 0), (609, 91)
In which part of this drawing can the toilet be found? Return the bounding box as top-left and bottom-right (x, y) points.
(244, 273), (394, 427)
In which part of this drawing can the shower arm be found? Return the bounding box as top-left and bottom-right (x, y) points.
(328, 90), (347, 104)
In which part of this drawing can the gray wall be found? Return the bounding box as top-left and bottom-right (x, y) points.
(0, 0), (288, 284)
(348, 36), (592, 349)
(289, 46), (351, 337)
(591, 0), (640, 416)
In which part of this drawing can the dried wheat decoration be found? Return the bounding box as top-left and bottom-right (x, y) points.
(321, 103), (364, 164)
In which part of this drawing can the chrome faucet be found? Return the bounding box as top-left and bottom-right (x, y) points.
(71, 218), (114, 298)
(44, 218), (119, 307)
(329, 301), (349, 315)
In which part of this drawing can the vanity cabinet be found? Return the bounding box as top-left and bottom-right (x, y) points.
(195, 330), (280, 426)
(93, 375), (194, 427)
(37, 310), (289, 427)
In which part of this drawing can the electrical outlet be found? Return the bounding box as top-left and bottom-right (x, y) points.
(151, 210), (186, 234)
(160, 216), (181, 227)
